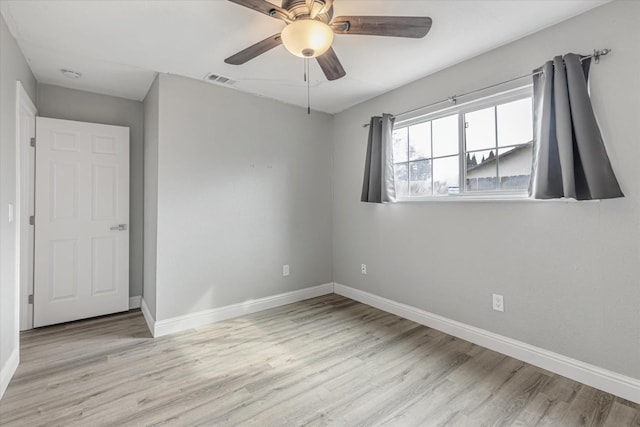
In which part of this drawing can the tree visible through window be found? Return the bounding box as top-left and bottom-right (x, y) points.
(392, 89), (533, 199)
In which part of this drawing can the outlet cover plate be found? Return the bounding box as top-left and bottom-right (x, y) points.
(492, 293), (504, 312)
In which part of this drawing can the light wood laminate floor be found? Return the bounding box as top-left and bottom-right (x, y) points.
(1, 294), (638, 426)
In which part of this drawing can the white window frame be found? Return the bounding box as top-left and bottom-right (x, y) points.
(393, 85), (534, 202)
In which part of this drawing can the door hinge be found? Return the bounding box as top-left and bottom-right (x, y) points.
(464, 122), (469, 129)
(28, 294), (33, 304)
(30, 137), (36, 147)
(29, 215), (35, 226)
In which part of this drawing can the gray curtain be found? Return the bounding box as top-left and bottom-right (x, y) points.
(529, 53), (623, 200)
(361, 114), (396, 203)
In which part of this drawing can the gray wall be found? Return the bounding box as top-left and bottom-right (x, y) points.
(143, 76), (159, 318)
(36, 84), (145, 298)
(332, 0), (640, 379)
(0, 13), (37, 386)
(151, 74), (334, 321)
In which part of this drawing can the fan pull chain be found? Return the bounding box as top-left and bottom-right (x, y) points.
(302, 59), (311, 115)
(306, 58), (311, 115)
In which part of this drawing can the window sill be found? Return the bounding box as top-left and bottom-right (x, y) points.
(393, 195), (601, 203)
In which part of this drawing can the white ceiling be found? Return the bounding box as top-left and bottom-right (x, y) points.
(1, 0), (609, 114)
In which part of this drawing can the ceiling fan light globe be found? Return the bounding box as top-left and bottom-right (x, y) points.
(281, 19), (334, 58)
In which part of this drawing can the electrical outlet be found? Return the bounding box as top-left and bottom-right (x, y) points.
(283, 264), (290, 277)
(492, 294), (504, 312)
(361, 264), (367, 275)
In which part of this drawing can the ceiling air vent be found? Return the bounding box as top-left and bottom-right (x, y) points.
(204, 73), (236, 86)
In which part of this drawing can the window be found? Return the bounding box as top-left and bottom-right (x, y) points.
(392, 87), (533, 199)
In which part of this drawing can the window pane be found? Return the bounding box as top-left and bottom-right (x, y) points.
(409, 160), (432, 196)
(409, 122), (431, 160)
(465, 106), (496, 152)
(394, 163), (409, 197)
(497, 98), (533, 148)
(433, 156), (459, 196)
(432, 115), (458, 157)
(466, 149), (497, 192)
(392, 128), (408, 163)
(497, 144), (532, 191)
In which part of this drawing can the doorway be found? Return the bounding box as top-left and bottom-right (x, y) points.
(17, 101), (131, 329)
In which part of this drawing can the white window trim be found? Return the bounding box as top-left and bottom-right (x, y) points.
(393, 85), (535, 202)
(395, 86), (533, 128)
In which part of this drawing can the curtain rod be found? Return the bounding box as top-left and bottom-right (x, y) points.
(362, 48), (611, 128)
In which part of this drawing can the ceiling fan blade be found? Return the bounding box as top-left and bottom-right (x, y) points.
(331, 16), (432, 38)
(225, 34), (282, 65)
(228, 0), (291, 21)
(316, 47), (346, 81)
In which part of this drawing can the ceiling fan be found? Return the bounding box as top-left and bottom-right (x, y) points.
(225, 0), (432, 81)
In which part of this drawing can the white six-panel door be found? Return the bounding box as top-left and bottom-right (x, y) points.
(34, 117), (130, 327)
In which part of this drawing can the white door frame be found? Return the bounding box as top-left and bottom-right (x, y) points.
(16, 81), (37, 330)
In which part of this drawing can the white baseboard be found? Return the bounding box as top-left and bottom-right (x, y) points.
(129, 295), (142, 309)
(334, 283), (640, 404)
(153, 283), (335, 338)
(140, 298), (156, 336)
(0, 346), (19, 400)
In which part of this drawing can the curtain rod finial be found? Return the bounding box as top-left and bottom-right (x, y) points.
(593, 48), (611, 64)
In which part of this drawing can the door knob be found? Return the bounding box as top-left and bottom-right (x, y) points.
(110, 224), (128, 231)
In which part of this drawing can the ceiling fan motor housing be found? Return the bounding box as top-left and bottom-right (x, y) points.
(282, 0), (333, 22)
